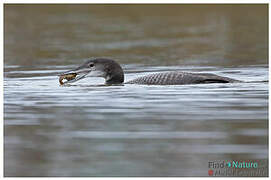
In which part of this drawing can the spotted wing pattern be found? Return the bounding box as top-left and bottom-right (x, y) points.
(125, 71), (238, 85)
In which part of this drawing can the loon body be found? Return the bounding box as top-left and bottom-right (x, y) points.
(125, 71), (237, 85)
(59, 58), (240, 85)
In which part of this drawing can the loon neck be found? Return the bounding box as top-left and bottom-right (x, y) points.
(105, 70), (124, 85)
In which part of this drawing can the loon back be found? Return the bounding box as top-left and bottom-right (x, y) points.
(58, 58), (240, 85)
(125, 71), (239, 85)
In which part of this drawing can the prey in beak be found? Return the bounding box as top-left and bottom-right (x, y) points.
(58, 59), (107, 85)
(58, 72), (87, 85)
(58, 67), (91, 85)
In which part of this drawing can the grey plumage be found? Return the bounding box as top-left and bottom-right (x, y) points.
(125, 71), (240, 85)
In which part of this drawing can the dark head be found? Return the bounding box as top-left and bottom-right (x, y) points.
(59, 58), (124, 85)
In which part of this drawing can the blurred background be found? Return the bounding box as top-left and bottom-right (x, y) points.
(4, 4), (268, 66)
(4, 4), (268, 176)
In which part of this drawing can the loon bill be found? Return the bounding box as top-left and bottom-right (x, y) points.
(58, 58), (241, 85)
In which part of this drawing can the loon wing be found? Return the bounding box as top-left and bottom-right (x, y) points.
(125, 71), (239, 85)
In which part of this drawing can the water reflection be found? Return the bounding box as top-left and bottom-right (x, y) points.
(4, 64), (268, 176)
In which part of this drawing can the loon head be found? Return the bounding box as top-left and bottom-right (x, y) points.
(59, 58), (124, 85)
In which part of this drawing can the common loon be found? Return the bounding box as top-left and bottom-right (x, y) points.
(58, 58), (240, 85)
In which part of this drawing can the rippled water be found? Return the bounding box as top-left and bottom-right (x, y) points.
(4, 64), (268, 176)
(4, 5), (268, 176)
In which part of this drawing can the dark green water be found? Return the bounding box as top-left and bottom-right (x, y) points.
(4, 5), (268, 176)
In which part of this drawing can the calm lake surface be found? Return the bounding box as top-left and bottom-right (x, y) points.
(4, 5), (268, 176)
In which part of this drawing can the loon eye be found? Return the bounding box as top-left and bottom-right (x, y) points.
(89, 64), (94, 68)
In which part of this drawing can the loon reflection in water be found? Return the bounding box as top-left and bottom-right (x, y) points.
(58, 58), (241, 85)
